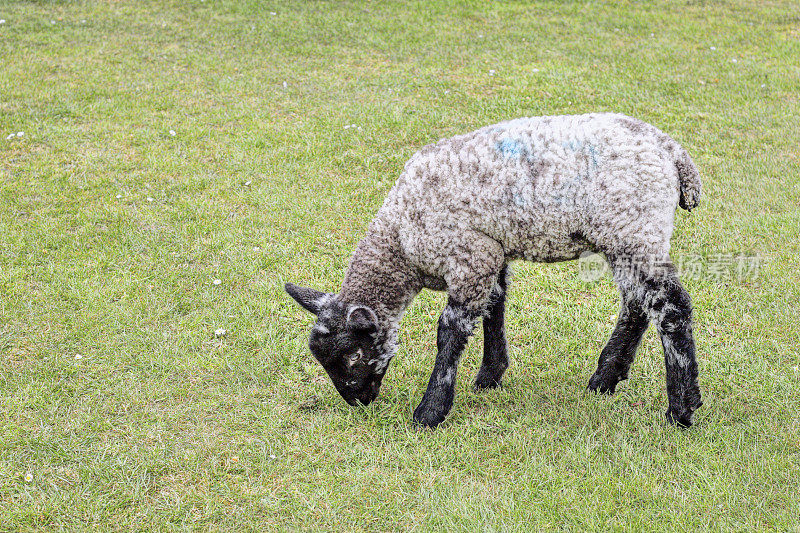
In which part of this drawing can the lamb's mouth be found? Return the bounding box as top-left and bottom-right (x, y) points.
(340, 379), (381, 406)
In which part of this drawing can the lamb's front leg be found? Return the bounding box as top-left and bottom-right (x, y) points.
(414, 231), (505, 428)
(413, 300), (479, 428)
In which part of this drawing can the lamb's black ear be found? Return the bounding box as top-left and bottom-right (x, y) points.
(346, 305), (378, 333)
(284, 283), (332, 315)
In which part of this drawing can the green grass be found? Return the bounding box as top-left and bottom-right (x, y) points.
(1, 0), (799, 530)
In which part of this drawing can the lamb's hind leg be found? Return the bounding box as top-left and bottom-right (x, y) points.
(615, 259), (702, 427)
(647, 272), (702, 427)
(475, 265), (510, 390)
(588, 274), (649, 394)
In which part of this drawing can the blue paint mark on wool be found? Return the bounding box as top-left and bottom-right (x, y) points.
(588, 144), (599, 169)
(496, 138), (525, 158)
(562, 139), (584, 152)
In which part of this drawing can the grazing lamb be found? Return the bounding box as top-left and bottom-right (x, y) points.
(286, 113), (702, 428)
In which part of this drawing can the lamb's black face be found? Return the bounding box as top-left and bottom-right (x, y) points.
(285, 283), (389, 406)
(308, 309), (385, 405)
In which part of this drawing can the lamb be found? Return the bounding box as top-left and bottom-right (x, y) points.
(285, 113), (703, 428)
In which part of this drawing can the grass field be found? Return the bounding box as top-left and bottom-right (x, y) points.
(2, 0), (800, 530)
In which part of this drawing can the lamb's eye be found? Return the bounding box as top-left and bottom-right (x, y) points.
(347, 349), (363, 366)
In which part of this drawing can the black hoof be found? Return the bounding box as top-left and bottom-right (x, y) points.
(474, 369), (503, 391)
(587, 371), (620, 394)
(665, 408), (694, 428)
(666, 393), (702, 428)
(412, 406), (447, 429)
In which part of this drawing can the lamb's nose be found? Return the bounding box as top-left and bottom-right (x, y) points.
(357, 395), (374, 406)
(358, 380), (380, 405)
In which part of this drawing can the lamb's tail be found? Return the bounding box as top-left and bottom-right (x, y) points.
(661, 137), (701, 211)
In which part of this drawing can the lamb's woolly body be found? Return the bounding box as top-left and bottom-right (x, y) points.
(292, 112), (703, 428)
(341, 113), (699, 318)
